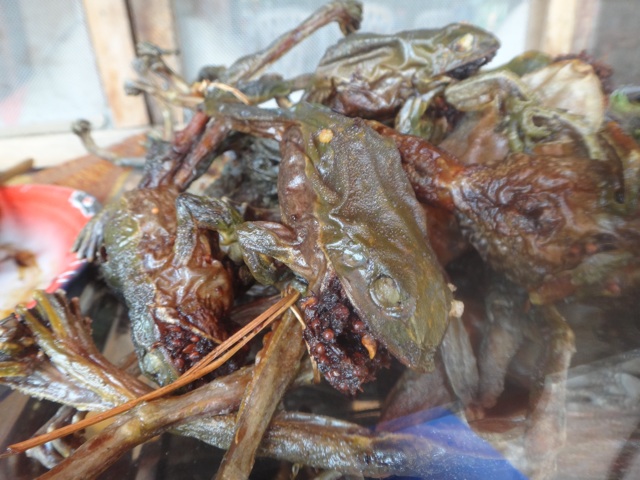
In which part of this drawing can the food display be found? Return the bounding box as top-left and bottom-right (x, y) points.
(1, 1), (639, 478)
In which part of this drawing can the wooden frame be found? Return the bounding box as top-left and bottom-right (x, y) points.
(128, 0), (184, 125)
(526, 0), (601, 54)
(81, 0), (185, 128)
(81, 0), (149, 128)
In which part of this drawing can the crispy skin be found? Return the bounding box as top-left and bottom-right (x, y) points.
(375, 123), (640, 302)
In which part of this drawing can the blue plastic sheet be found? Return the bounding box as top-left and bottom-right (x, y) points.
(383, 407), (527, 479)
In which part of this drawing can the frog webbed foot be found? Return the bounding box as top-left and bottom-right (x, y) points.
(174, 193), (305, 289)
(395, 88), (453, 142)
(445, 70), (605, 158)
(395, 95), (439, 140)
(395, 74), (455, 139)
(72, 208), (111, 263)
(509, 104), (604, 159)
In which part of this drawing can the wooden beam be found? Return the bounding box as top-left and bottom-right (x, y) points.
(81, 0), (149, 128)
(128, 0), (179, 55)
(571, 0), (601, 53)
(127, 0), (184, 125)
(526, 0), (581, 55)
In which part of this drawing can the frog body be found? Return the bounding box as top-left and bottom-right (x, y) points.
(304, 24), (500, 119)
(196, 102), (454, 393)
(97, 186), (238, 385)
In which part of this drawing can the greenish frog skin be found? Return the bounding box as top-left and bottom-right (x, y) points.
(99, 187), (239, 386)
(303, 23), (500, 119)
(609, 86), (640, 143)
(73, 112), (242, 387)
(187, 102), (453, 393)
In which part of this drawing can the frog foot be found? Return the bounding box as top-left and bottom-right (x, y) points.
(328, 0), (362, 35)
(1, 291), (147, 410)
(174, 192), (245, 265)
(71, 119), (145, 168)
(300, 276), (390, 396)
(72, 208), (110, 262)
(508, 102), (604, 159)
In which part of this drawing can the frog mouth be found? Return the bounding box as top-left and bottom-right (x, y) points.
(447, 54), (496, 80)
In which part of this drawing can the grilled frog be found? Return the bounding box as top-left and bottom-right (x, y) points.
(73, 113), (247, 386)
(372, 121), (640, 308)
(178, 102), (455, 394)
(303, 23), (500, 120)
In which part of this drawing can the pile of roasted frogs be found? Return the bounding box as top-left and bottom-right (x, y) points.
(2, 1), (640, 478)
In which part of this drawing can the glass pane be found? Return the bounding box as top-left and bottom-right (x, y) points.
(0, 0), (107, 136)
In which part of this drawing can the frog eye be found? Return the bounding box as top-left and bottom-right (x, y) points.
(454, 33), (474, 52)
(370, 275), (403, 311)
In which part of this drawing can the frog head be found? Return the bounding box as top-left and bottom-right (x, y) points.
(427, 23), (501, 79)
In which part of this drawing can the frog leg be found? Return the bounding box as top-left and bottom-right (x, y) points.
(476, 275), (528, 408)
(508, 100), (605, 159)
(133, 41), (190, 138)
(218, 0), (362, 86)
(439, 314), (480, 410)
(71, 119), (145, 168)
(1, 291), (148, 410)
(394, 80), (449, 140)
(445, 71), (536, 154)
(446, 70), (604, 157)
(522, 305), (575, 478)
(396, 70), (477, 140)
(139, 115), (232, 191)
(126, 42), (196, 133)
(445, 70), (533, 112)
(134, 42), (191, 96)
(237, 222), (312, 291)
(173, 193), (245, 266)
(129, 1), (362, 111)
(72, 207), (113, 262)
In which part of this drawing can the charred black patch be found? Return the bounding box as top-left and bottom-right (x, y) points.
(300, 276), (390, 396)
(158, 323), (216, 373)
(447, 54), (495, 80)
(155, 321), (245, 386)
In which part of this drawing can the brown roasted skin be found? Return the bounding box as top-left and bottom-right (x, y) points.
(100, 186), (240, 386)
(372, 122), (640, 305)
(73, 113), (246, 386)
(451, 153), (627, 291)
(204, 103), (453, 394)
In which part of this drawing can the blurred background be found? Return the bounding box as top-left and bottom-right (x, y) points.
(0, 0), (636, 164)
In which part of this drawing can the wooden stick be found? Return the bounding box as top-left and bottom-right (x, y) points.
(1, 291), (299, 457)
(81, 0), (148, 127)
